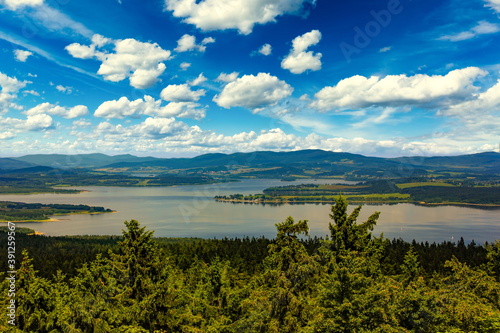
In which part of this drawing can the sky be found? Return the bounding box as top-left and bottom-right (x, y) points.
(0, 0), (499, 158)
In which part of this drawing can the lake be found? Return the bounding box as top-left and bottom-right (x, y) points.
(1, 179), (499, 244)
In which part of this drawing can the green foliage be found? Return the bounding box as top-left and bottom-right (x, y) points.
(2, 202), (499, 332)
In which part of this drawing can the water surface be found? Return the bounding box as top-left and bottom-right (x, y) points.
(1, 179), (498, 243)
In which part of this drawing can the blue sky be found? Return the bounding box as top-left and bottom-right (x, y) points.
(0, 0), (499, 157)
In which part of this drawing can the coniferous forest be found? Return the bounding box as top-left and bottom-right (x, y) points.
(1, 197), (500, 332)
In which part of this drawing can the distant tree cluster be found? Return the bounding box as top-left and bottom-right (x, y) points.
(1, 197), (499, 332)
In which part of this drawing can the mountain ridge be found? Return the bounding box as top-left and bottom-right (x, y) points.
(3, 150), (498, 174)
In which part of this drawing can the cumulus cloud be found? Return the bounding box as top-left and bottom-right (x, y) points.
(180, 62), (191, 71)
(24, 114), (54, 131)
(438, 21), (500, 42)
(155, 102), (206, 120)
(0, 72), (28, 113)
(485, 0), (500, 13)
(14, 49), (33, 62)
(56, 85), (73, 94)
(24, 102), (88, 119)
(442, 79), (500, 115)
(213, 73), (293, 110)
(189, 73), (208, 86)
(0, 0), (43, 10)
(164, 0), (315, 35)
(439, 80), (500, 136)
(258, 43), (272, 56)
(66, 34), (172, 89)
(311, 67), (487, 111)
(281, 30), (322, 74)
(216, 72), (239, 83)
(174, 34), (215, 52)
(96, 117), (191, 139)
(0, 114), (54, 133)
(160, 84), (206, 102)
(0, 131), (15, 140)
(94, 95), (205, 120)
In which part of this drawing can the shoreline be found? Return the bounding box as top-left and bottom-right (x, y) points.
(0, 210), (116, 223)
(214, 198), (500, 208)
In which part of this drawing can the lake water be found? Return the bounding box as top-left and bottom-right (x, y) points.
(1, 179), (498, 244)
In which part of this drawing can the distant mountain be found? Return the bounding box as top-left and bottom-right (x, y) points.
(391, 152), (500, 173)
(9, 150), (500, 174)
(0, 158), (34, 170)
(0, 166), (59, 175)
(13, 153), (159, 168)
(105, 149), (402, 169)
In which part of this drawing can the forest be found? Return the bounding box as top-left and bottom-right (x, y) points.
(1, 197), (499, 332)
(215, 178), (500, 206)
(0, 202), (114, 222)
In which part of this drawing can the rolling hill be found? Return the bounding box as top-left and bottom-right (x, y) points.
(7, 150), (500, 175)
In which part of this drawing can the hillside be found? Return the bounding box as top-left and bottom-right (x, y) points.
(13, 153), (159, 168)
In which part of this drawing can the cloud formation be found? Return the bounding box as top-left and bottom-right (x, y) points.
(311, 67), (487, 111)
(0, 0), (43, 10)
(258, 43), (272, 56)
(14, 49), (33, 62)
(281, 30), (322, 74)
(438, 21), (500, 42)
(94, 96), (205, 120)
(0, 72), (28, 113)
(164, 0), (315, 34)
(213, 73), (293, 110)
(66, 34), (172, 89)
(174, 34), (215, 52)
(160, 84), (206, 102)
(485, 0), (500, 13)
(24, 102), (88, 119)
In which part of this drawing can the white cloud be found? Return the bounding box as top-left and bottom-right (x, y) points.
(24, 114), (54, 131)
(133, 117), (190, 138)
(164, 0), (315, 35)
(0, 0), (43, 10)
(180, 62), (191, 70)
(96, 117), (191, 139)
(23, 90), (40, 96)
(485, 0), (500, 13)
(29, 4), (93, 38)
(439, 80), (500, 135)
(281, 30), (322, 74)
(438, 21), (500, 42)
(154, 102), (206, 120)
(213, 73), (293, 110)
(56, 85), (73, 94)
(0, 114), (54, 133)
(379, 46), (391, 53)
(174, 34), (215, 52)
(216, 72), (239, 83)
(189, 73), (208, 86)
(24, 102), (89, 119)
(94, 95), (205, 120)
(95, 96), (157, 119)
(311, 67), (487, 111)
(0, 131), (15, 140)
(1, 1), (92, 38)
(14, 49), (33, 62)
(0, 72), (28, 113)
(72, 119), (92, 127)
(160, 84), (206, 102)
(66, 34), (172, 89)
(258, 43), (272, 56)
